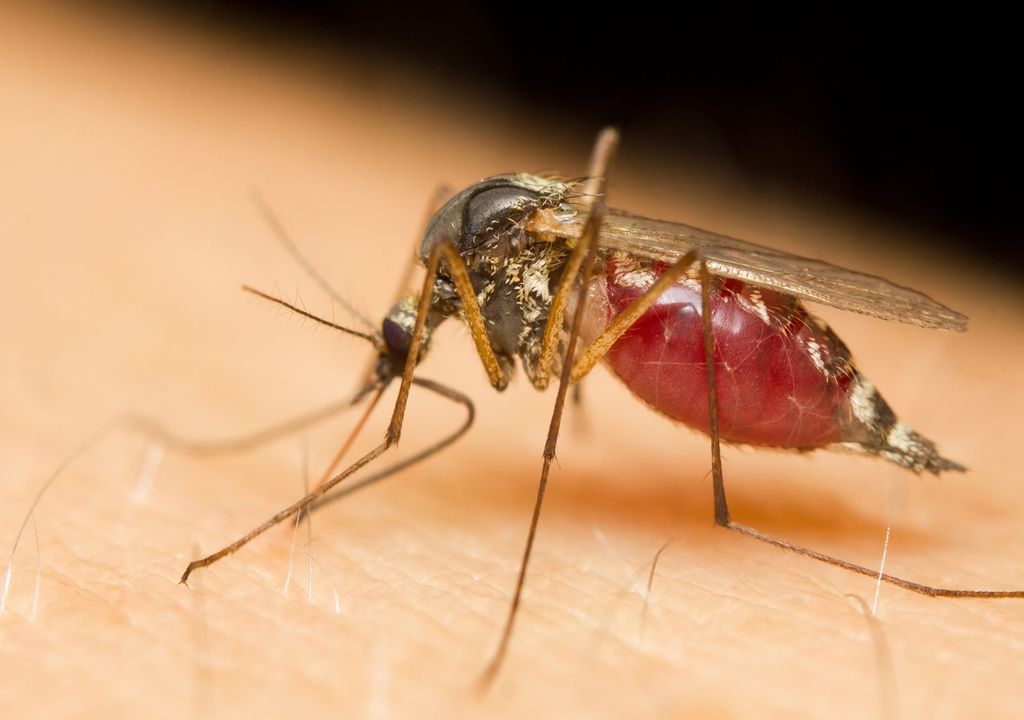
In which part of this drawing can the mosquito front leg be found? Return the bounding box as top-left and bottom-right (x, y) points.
(361, 184), (453, 387)
(180, 238), (452, 585)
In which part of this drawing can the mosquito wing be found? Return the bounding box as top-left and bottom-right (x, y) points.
(594, 209), (967, 331)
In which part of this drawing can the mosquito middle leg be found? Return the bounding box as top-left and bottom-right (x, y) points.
(482, 129), (620, 678)
(568, 249), (701, 383)
(532, 127), (619, 390)
(480, 205), (608, 684)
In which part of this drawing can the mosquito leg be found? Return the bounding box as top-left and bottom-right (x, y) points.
(359, 184), (453, 386)
(181, 236), (454, 585)
(310, 377), (475, 514)
(719, 523), (1024, 597)
(481, 129), (619, 677)
(179, 439), (392, 585)
(691, 261), (1024, 599)
(252, 192), (377, 335)
(532, 128), (619, 389)
(569, 250), (700, 383)
(571, 382), (583, 408)
(569, 381), (590, 437)
(311, 386), (386, 490)
(432, 242), (509, 391)
(480, 205), (608, 684)
(560, 246), (1022, 600)
(578, 128), (621, 213)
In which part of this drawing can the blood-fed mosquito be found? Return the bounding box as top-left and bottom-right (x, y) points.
(179, 128), (1022, 678)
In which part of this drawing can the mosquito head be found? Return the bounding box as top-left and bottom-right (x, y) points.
(420, 174), (574, 261)
(374, 296), (440, 382)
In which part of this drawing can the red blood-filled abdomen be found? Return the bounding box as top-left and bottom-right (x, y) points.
(594, 255), (857, 448)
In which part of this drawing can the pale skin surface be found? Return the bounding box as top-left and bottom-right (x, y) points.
(2, 5), (1023, 719)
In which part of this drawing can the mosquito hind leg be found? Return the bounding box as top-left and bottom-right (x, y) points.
(691, 260), (1024, 599)
(559, 247), (1022, 600)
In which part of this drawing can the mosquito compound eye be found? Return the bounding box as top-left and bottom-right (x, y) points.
(382, 316), (412, 360)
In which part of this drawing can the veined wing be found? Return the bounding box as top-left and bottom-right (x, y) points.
(594, 209), (967, 331)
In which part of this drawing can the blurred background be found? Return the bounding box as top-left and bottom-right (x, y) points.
(140, 1), (1021, 272)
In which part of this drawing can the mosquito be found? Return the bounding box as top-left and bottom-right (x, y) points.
(178, 128), (1022, 679)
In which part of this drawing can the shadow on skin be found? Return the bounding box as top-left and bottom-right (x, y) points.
(391, 448), (940, 551)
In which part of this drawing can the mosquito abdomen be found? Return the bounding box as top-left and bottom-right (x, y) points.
(586, 253), (961, 473)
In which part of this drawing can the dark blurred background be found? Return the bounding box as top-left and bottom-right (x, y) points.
(138, 2), (1020, 272)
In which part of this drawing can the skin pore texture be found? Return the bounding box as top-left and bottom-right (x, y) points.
(2, 5), (1023, 718)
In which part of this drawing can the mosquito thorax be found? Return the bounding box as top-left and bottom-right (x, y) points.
(410, 174), (582, 385)
(420, 174), (575, 262)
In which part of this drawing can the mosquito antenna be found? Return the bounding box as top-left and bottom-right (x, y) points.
(357, 184), (451, 388)
(242, 285), (379, 344)
(252, 191), (376, 334)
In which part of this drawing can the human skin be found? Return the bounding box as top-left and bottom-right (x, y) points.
(2, 5), (1023, 719)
